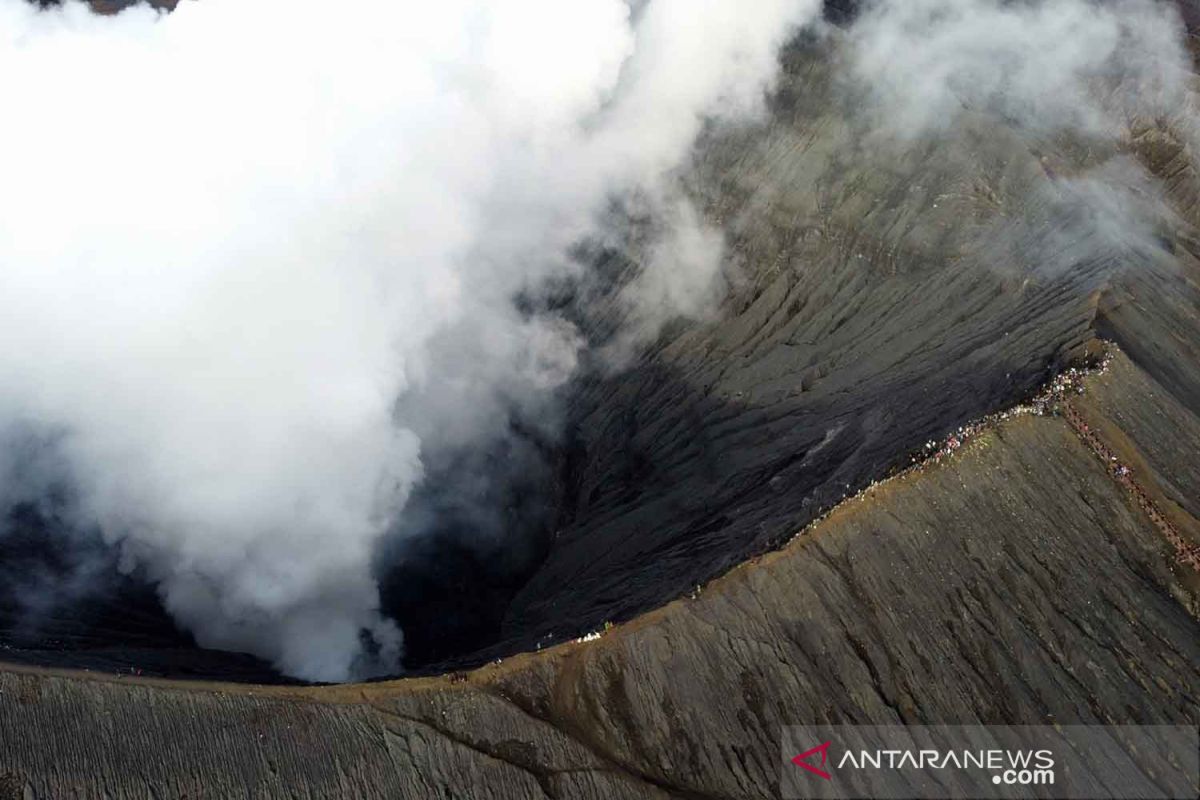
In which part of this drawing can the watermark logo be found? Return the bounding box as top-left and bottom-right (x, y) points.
(791, 741), (832, 780)
(780, 725), (1199, 799)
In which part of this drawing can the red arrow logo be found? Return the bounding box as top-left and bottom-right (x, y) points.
(791, 741), (832, 780)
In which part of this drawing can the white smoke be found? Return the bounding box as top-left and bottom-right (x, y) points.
(0, 0), (819, 681)
(844, 0), (1192, 141)
(837, 0), (1195, 283)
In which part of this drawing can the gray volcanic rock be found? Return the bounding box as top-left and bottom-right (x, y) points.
(37, 0), (176, 11)
(495, 32), (1200, 659)
(0, 352), (1197, 798)
(2, 5), (1200, 798)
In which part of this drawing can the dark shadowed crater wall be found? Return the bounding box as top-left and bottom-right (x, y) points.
(2, 0), (1199, 684)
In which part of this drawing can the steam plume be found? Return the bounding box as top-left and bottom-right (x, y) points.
(0, 0), (818, 680)
(839, 0), (1193, 282)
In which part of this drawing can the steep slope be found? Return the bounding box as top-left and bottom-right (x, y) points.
(1, 5), (1199, 797)
(5, 0), (1198, 683)
(493, 31), (1200, 661)
(1, 351), (1196, 798)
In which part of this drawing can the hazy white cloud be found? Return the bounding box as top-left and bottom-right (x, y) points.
(0, 0), (819, 680)
(837, 0), (1194, 285)
(845, 0), (1191, 141)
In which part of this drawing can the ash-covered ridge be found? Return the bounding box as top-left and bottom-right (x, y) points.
(0, 0), (1198, 687)
(0, 5), (1198, 795)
